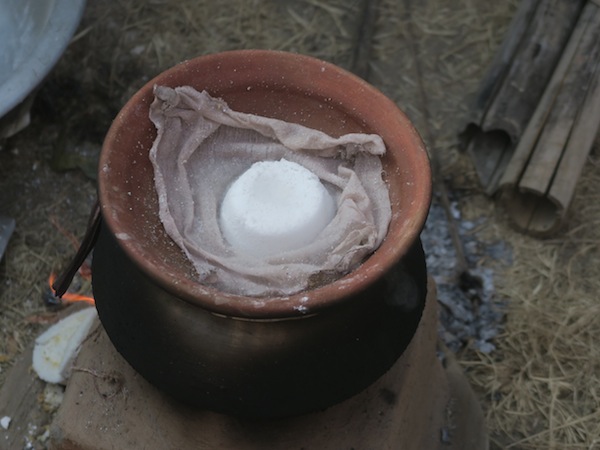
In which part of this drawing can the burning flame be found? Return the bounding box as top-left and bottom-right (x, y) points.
(48, 272), (95, 306)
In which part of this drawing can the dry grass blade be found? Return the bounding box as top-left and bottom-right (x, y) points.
(1, 1), (599, 449)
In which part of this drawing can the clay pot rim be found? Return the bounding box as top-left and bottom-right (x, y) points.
(99, 49), (431, 319)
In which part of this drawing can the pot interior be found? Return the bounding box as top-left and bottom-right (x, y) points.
(98, 50), (431, 318)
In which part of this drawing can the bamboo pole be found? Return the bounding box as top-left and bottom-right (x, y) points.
(498, 1), (600, 235)
(462, 0), (586, 194)
(461, 0), (600, 236)
(549, 55), (600, 208)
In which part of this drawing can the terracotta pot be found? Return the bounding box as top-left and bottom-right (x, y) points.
(93, 50), (432, 418)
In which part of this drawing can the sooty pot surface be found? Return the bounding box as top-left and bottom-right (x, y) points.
(93, 230), (427, 417)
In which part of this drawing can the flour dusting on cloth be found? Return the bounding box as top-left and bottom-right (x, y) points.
(149, 85), (391, 296)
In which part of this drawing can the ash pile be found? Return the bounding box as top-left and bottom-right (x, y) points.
(421, 195), (510, 354)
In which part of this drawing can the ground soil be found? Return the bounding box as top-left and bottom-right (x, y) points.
(1, 1), (599, 448)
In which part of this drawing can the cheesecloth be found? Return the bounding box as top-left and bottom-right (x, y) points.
(149, 85), (391, 296)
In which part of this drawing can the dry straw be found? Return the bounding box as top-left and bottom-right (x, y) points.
(1, 0), (599, 448)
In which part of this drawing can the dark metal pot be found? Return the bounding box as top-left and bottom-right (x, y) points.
(91, 50), (432, 418)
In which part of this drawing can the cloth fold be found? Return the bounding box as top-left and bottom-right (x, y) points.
(149, 85), (391, 296)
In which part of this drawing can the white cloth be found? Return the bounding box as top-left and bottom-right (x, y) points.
(149, 86), (391, 296)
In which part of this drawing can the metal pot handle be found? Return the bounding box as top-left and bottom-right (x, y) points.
(52, 199), (102, 298)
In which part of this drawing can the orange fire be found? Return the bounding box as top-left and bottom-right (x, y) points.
(48, 272), (95, 305)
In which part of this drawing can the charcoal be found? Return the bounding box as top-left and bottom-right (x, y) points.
(421, 197), (509, 353)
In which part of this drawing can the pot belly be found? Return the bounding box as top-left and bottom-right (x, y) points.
(92, 223), (426, 418)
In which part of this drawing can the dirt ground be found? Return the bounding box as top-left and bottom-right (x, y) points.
(1, 0), (600, 448)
